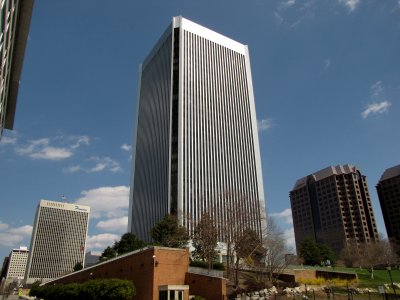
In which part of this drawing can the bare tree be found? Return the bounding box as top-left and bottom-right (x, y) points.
(359, 242), (381, 279)
(262, 218), (290, 284)
(379, 237), (399, 266)
(340, 237), (399, 279)
(339, 239), (360, 267)
(233, 228), (262, 287)
(188, 191), (267, 289)
(192, 211), (219, 270)
(361, 239), (399, 279)
(217, 191), (263, 286)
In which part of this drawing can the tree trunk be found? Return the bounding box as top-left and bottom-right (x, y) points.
(227, 242), (232, 279)
(234, 256), (240, 289)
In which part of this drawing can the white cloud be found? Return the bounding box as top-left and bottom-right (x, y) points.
(279, 0), (297, 10)
(0, 136), (17, 145)
(121, 144), (132, 151)
(88, 156), (121, 173)
(0, 222), (8, 231)
(274, 12), (284, 24)
(0, 233), (27, 247)
(66, 157), (121, 173)
(339, 0), (360, 12)
(0, 222), (32, 247)
(283, 228), (296, 251)
(323, 59), (331, 70)
(9, 225), (33, 235)
(258, 118), (274, 132)
(86, 233), (120, 251)
(15, 135), (90, 161)
(361, 101), (391, 118)
(371, 80), (384, 99)
(16, 138), (73, 160)
(75, 186), (130, 219)
(270, 208), (293, 225)
(96, 217), (128, 232)
(66, 165), (82, 173)
(90, 163), (107, 172)
(70, 135), (90, 149)
(32, 147), (73, 160)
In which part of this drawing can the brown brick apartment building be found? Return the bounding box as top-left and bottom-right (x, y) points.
(44, 246), (227, 300)
(377, 165), (400, 253)
(290, 164), (379, 255)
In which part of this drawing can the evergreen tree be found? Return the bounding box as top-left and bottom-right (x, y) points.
(100, 246), (117, 261)
(299, 239), (336, 266)
(318, 243), (336, 265)
(100, 233), (146, 261)
(114, 233), (146, 255)
(299, 238), (322, 265)
(73, 262), (83, 271)
(150, 214), (189, 248)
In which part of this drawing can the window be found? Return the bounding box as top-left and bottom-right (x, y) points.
(159, 289), (184, 300)
(159, 290), (167, 300)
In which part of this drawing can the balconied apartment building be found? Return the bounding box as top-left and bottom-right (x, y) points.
(129, 16), (266, 242)
(376, 164), (400, 253)
(290, 164), (379, 255)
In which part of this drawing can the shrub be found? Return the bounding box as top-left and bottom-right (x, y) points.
(29, 278), (135, 300)
(297, 277), (357, 287)
(190, 259), (225, 270)
(244, 277), (268, 291)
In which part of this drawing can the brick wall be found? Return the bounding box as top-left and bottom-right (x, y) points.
(185, 272), (227, 300)
(43, 247), (227, 300)
(46, 247), (189, 300)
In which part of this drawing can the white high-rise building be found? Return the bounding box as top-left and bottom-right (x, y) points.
(129, 16), (266, 242)
(24, 200), (90, 284)
(4, 246), (29, 280)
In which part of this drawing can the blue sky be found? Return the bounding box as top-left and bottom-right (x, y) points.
(0, 0), (399, 260)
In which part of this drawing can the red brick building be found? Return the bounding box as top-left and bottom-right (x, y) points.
(44, 246), (227, 300)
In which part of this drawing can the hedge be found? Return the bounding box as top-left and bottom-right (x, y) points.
(29, 278), (135, 300)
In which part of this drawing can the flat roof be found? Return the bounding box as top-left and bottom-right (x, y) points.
(39, 199), (90, 213)
(173, 16), (246, 54)
(142, 16), (247, 70)
(379, 164), (400, 182)
(292, 164), (357, 190)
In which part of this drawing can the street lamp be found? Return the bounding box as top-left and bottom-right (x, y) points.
(387, 266), (397, 299)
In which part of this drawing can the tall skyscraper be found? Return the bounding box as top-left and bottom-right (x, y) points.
(129, 16), (266, 242)
(24, 200), (90, 284)
(290, 164), (379, 255)
(376, 164), (400, 252)
(0, 0), (34, 138)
